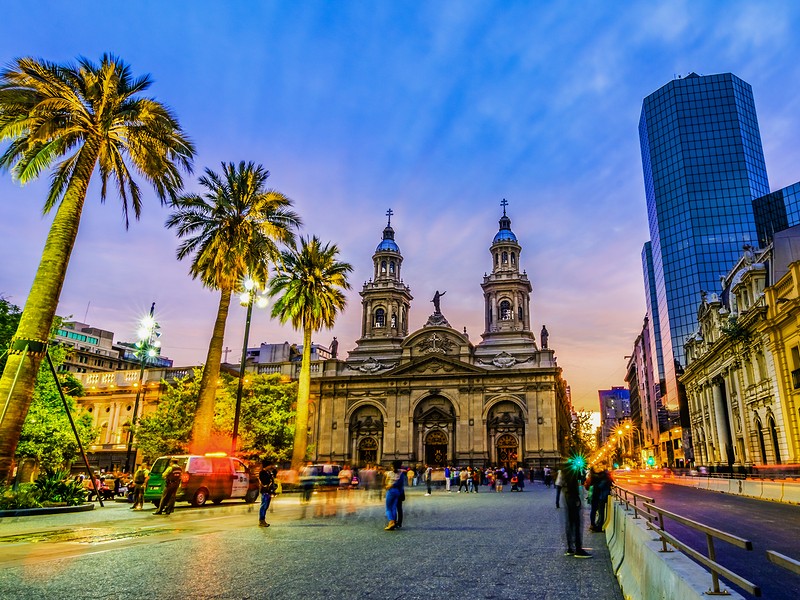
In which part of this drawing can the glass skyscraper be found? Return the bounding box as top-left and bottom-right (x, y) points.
(753, 181), (800, 246)
(640, 72), (769, 410)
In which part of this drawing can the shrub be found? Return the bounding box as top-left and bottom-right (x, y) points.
(33, 467), (87, 506)
(0, 484), (42, 510)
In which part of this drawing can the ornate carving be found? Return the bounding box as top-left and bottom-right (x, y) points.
(477, 351), (535, 368)
(407, 360), (457, 375)
(349, 414), (384, 436)
(347, 357), (396, 374)
(416, 333), (456, 354)
(424, 312), (452, 328)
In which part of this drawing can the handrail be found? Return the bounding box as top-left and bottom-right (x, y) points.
(613, 485), (654, 520)
(766, 550), (800, 576)
(643, 502), (760, 597)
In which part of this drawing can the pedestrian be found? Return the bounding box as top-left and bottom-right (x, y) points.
(517, 467), (525, 491)
(444, 465), (452, 492)
(555, 465), (564, 508)
(544, 465), (553, 488)
(585, 467), (612, 532)
(563, 459), (591, 558)
(425, 465), (433, 496)
(154, 459), (182, 515)
(258, 459), (277, 527)
(384, 460), (406, 531)
(130, 462), (149, 510)
(458, 467), (469, 493)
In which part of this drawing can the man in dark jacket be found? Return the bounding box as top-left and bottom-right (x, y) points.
(586, 468), (612, 532)
(154, 458), (182, 515)
(258, 459), (276, 528)
(562, 459), (591, 558)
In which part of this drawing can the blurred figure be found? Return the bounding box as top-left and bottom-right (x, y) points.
(585, 467), (612, 532)
(258, 459), (276, 528)
(154, 459), (182, 516)
(563, 460), (591, 558)
(384, 460), (406, 531)
(130, 462), (149, 510)
(543, 465), (553, 488)
(444, 465), (452, 492)
(554, 465), (564, 508)
(424, 465), (433, 496)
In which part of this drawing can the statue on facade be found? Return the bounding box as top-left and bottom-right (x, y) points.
(330, 337), (338, 359)
(431, 290), (446, 314)
(540, 325), (549, 349)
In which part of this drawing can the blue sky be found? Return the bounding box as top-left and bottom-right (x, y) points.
(2, 1), (800, 410)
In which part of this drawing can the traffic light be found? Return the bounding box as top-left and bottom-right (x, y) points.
(647, 456), (655, 467)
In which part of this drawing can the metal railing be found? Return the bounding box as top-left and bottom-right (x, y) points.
(642, 502), (760, 596)
(612, 485), (761, 596)
(766, 550), (800, 576)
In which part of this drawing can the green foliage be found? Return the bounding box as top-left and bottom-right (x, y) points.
(214, 373), (297, 462)
(15, 343), (95, 467)
(133, 367), (202, 460)
(721, 316), (750, 345)
(0, 483), (42, 510)
(134, 369), (297, 462)
(33, 467), (86, 506)
(566, 410), (595, 457)
(0, 296), (21, 372)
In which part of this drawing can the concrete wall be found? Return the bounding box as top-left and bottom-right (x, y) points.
(667, 476), (800, 504)
(606, 501), (747, 600)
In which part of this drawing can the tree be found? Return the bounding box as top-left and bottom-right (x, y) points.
(268, 236), (352, 469)
(567, 410), (595, 459)
(0, 55), (194, 480)
(214, 373), (296, 462)
(166, 162), (300, 452)
(0, 297), (21, 373)
(134, 369), (296, 462)
(15, 344), (95, 471)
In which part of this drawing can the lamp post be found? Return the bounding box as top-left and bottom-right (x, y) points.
(232, 278), (269, 454)
(125, 302), (161, 472)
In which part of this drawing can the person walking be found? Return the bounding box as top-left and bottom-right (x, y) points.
(586, 468), (612, 532)
(458, 467), (469, 493)
(562, 460), (591, 558)
(384, 460), (406, 531)
(154, 459), (182, 515)
(554, 466), (564, 508)
(444, 465), (452, 492)
(130, 462), (149, 510)
(258, 459), (276, 527)
(425, 465), (433, 496)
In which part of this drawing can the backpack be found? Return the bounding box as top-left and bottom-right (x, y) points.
(134, 469), (147, 484)
(167, 466), (183, 485)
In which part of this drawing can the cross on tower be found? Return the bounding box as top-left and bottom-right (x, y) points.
(500, 198), (508, 215)
(386, 208), (394, 226)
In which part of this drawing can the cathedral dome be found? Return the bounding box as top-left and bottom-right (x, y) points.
(376, 225), (400, 253)
(493, 212), (517, 244)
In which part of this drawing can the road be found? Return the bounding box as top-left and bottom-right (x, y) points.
(618, 479), (800, 600)
(0, 484), (621, 600)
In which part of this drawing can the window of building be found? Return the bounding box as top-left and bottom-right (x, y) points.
(389, 261), (395, 275)
(502, 251), (508, 264)
(374, 308), (386, 328)
(518, 306), (523, 321)
(511, 252), (516, 265)
(380, 260), (387, 274)
(500, 300), (512, 320)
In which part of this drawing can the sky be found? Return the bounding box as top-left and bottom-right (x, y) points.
(2, 1), (800, 411)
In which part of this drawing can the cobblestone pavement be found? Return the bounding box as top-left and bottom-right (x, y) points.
(0, 482), (623, 599)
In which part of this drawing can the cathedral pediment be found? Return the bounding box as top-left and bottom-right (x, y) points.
(388, 354), (485, 376)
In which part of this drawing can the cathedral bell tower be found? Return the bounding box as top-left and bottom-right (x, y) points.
(348, 210), (413, 361)
(475, 200), (537, 358)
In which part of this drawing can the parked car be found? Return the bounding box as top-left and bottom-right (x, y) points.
(143, 453), (259, 507)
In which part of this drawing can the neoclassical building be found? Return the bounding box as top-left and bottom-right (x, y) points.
(309, 206), (571, 468)
(682, 242), (796, 468)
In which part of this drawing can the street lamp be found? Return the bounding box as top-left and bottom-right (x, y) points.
(125, 302), (161, 472)
(231, 278), (269, 454)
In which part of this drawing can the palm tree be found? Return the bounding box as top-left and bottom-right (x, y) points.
(268, 236), (352, 469)
(0, 55), (194, 480)
(166, 161), (300, 452)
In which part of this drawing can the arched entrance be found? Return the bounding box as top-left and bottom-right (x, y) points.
(769, 416), (782, 465)
(349, 405), (384, 466)
(425, 430), (448, 466)
(413, 396), (456, 464)
(358, 437), (378, 465)
(496, 434), (519, 469)
(487, 400), (525, 467)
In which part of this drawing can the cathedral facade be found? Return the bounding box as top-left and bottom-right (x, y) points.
(310, 206), (571, 469)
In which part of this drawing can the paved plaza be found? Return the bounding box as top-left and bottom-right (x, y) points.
(0, 482), (622, 599)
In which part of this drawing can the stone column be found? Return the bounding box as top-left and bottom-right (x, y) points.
(712, 380), (731, 465)
(729, 367), (749, 465)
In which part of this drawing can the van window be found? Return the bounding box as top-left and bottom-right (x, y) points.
(211, 458), (232, 474)
(151, 458), (170, 475)
(190, 457), (213, 474)
(233, 459), (247, 474)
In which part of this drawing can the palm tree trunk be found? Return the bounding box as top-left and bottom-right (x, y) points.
(292, 326), (313, 470)
(0, 141), (101, 482)
(191, 286), (232, 452)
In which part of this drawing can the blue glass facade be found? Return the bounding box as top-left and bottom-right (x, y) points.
(641, 242), (664, 385)
(752, 181), (800, 245)
(640, 73), (769, 408)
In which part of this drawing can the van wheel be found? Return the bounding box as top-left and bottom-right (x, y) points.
(191, 488), (209, 507)
(244, 489), (258, 504)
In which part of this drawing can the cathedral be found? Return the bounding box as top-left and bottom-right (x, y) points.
(310, 204), (571, 469)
